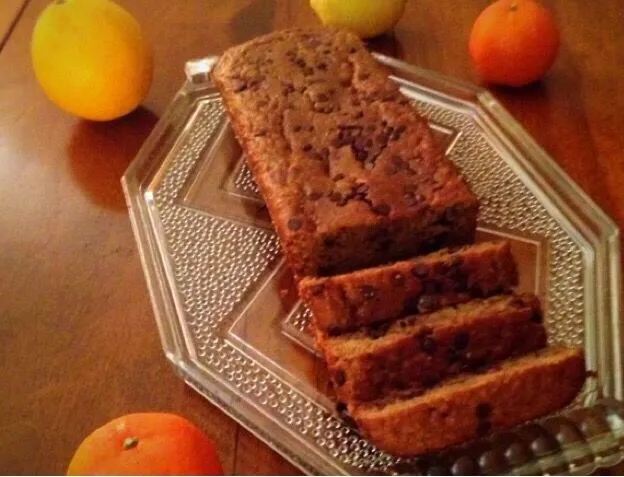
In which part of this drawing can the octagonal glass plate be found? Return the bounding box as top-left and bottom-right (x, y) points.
(122, 54), (623, 475)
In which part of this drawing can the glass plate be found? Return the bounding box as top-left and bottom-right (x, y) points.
(122, 54), (623, 475)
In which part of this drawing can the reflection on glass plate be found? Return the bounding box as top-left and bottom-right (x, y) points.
(123, 54), (622, 475)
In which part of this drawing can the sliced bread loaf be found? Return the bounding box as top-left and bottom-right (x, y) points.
(319, 294), (547, 402)
(300, 240), (518, 333)
(348, 346), (585, 457)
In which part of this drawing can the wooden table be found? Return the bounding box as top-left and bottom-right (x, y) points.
(0, 0), (622, 474)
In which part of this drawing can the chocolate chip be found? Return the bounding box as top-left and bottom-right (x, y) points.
(376, 131), (390, 145)
(316, 93), (329, 102)
(391, 272), (405, 287)
(418, 294), (441, 314)
(340, 413), (359, 430)
(420, 333), (437, 355)
(531, 312), (543, 323)
(349, 47), (357, 54)
(360, 285), (376, 300)
(403, 296), (420, 315)
(391, 125), (407, 141)
(476, 402), (492, 419)
(323, 236), (337, 248)
(317, 62), (328, 71)
(476, 420), (492, 437)
(423, 279), (441, 295)
(319, 147), (330, 160)
(309, 284), (325, 296)
(334, 370), (346, 386)
(354, 183), (369, 195)
(453, 331), (470, 350)
(372, 203), (391, 216)
(336, 402), (361, 429)
(404, 191), (422, 206)
(287, 217), (302, 231)
(283, 83), (295, 94)
(302, 143), (312, 152)
(384, 163), (399, 176)
(307, 191), (323, 201)
(447, 348), (461, 364)
(295, 58), (306, 68)
(333, 136), (349, 148)
(367, 321), (390, 339)
(445, 258), (463, 277)
(329, 191), (343, 203)
(293, 125), (302, 132)
(353, 136), (367, 151)
(332, 173), (345, 181)
(409, 265), (428, 281)
(254, 129), (267, 137)
(354, 148), (368, 162)
(232, 79), (247, 92)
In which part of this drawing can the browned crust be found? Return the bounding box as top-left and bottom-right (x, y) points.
(319, 294), (546, 402)
(349, 347), (585, 457)
(300, 240), (519, 332)
(212, 28), (478, 278)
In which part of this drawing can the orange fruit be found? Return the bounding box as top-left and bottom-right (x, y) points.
(67, 413), (224, 475)
(31, 0), (153, 121)
(468, 0), (560, 87)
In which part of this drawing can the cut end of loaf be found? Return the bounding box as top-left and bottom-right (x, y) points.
(349, 346), (586, 457)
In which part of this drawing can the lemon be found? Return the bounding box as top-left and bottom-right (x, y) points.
(31, 0), (153, 121)
(310, 0), (407, 39)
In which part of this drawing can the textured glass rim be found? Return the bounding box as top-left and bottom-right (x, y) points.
(121, 54), (623, 475)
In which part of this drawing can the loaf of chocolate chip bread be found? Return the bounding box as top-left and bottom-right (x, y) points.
(300, 240), (518, 332)
(319, 294), (546, 402)
(349, 346), (585, 457)
(212, 28), (479, 278)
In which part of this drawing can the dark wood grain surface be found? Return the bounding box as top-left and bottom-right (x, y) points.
(0, 0), (622, 474)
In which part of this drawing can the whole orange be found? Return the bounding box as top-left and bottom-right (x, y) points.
(67, 413), (224, 475)
(469, 0), (560, 87)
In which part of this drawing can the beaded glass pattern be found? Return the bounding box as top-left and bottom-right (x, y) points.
(123, 55), (622, 475)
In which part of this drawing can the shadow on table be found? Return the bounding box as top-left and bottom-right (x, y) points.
(366, 33), (405, 59)
(67, 107), (158, 211)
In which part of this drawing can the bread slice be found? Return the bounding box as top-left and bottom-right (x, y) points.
(319, 294), (546, 402)
(349, 346), (585, 457)
(300, 240), (518, 332)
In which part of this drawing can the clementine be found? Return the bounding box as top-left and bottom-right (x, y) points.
(468, 0), (560, 87)
(67, 413), (224, 475)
